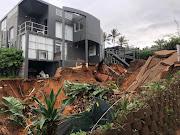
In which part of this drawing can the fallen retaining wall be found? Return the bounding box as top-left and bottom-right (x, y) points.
(94, 79), (180, 135)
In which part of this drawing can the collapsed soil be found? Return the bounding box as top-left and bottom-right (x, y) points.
(0, 64), (140, 135)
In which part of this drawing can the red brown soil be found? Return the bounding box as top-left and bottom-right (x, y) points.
(121, 67), (142, 91)
(109, 64), (126, 75)
(0, 65), (110, 135)
(0, 63), (141, 135)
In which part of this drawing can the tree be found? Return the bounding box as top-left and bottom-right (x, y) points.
(108, 29), (121, 46)
(0, 49), (24, 77)
(117, 36), (128, 47)
(103, 32), (110, 45)
(163, 37), (180, 50)
(103, 32), (110, 42)
(154, 39), (165, 50)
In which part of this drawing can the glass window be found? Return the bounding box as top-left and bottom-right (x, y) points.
(56, 9), (62, 17)
(65, 25), (73, 41)
(1, 18), (7, 31)
(9, 27), (14, 40)
(89, 45), (96, 56)
(56, 21), (62, 38)
(55, 42), (62, 53)
(65, 12), (73, 20)
(80, 22), (83, 30)
(39, 50), (48, 60)
(74, 21), (83, 32)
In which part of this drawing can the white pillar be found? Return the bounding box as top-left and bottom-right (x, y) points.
(177, 44), (180, 61)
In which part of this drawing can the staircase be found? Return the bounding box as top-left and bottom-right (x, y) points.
(105, 46), (135, 67)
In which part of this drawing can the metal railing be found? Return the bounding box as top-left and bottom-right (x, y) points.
(18, 21), (48, 35)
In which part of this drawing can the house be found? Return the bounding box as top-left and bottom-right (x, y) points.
(0, 0), (104, 78)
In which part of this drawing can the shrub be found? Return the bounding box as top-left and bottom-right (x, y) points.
(27, 88), (81, 135)
(136, 50), (155, 60)
(0, 97), (26, 127)
(0, 48), (24, 77)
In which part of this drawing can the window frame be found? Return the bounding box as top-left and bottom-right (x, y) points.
(55, 21), (62, 39)
(74, 20), (83, 32)
(9, 27), (14, 40)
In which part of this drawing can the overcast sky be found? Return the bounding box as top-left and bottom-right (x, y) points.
(0, 0), (180, 48)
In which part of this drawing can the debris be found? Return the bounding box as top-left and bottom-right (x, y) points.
(94, 73), (109, 82)
(54, 68), (62, 78)
(161, 52), (178, 65)
(82, 62), (89, 72)
(38, 70), (49, 78)
(129, 59), (146, 72)
(18, 85), (24, 98)
(126, 50), (178, 92)
(97, 60), (109, 75)
(154, 50), (176, 57)
(112, 89), (121, 95)
(8, 82), (18, 98)
(106, 65), (119, 76)
(37, 80), (44, 83)
(28, 88), (35, 97)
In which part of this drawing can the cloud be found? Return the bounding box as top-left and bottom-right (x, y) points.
(0, 0), (180, 48)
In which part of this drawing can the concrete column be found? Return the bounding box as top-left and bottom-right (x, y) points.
(24, 31), (29, 79)
(85, 39), (88, 63)
(62, 10), (65, 67)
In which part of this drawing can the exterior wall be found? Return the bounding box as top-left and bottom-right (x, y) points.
(0, 0), (104, 78)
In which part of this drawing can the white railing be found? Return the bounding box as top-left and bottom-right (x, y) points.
(18, 21), (48, 35)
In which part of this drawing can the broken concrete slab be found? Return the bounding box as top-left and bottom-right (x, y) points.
(161, 52), (178, 66)
(154, 50), (177, 57)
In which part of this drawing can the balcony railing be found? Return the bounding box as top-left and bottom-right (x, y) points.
(18, 21), (48, 35)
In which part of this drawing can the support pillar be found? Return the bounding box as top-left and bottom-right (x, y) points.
(85, 39), (88, 64)
(24, 31), (29, 79)
(62, 10), (65, 67)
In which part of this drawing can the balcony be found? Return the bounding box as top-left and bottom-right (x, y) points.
(18, 21), (48, 35)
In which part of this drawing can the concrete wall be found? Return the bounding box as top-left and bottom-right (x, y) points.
(3, 6), (19, 49)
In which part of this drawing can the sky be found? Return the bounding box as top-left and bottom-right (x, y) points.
(0, 0), (180, 48)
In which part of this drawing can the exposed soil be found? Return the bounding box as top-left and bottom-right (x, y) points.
(3, 60), (176, 135)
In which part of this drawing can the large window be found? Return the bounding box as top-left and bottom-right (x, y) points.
(55, 42), (62, 53)
(56, 21), (62, 38)
(39, 50), (48, 60)
(1, 18), (7, 31)
(65, 12), (73, 20)
(55, 42), (67, 60)
(56, 9), (62, 17)
(29, 34), (53, 60)
(89, 45), (96, 56)
(65, 25), (73, 41)
(74, 21), (83, 32)
(9, 27), (14, 40)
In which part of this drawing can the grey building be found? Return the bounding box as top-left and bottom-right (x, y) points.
(0, 0), (104, 78)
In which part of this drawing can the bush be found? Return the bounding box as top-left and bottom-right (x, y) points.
(0, 48), (24, 77)
(136, 50), (155, 60)
(27, 88), (81, 135)
(0, 97), (26, 127)
(163, 37), (180, 50)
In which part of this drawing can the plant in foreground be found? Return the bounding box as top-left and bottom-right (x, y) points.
(70, 130), (86, 135)
(26, 88), (81, 135)
(0, 96), (26, 127)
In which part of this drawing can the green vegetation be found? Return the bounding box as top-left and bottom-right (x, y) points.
(64, 81), (112, 99)
(27, 88), (81, 135)
(70, 130), (86, 135)
(0, 97), (26, 127)
(113, 95), (129, 124)
(97, 122), (114, 133)
(136, 50), (155, 60)
(0, 48), (24, 77)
